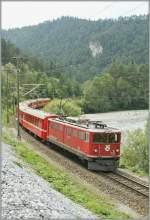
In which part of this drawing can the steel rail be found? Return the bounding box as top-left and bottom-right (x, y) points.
(104, 172), (149, 197)
(115, 169), (149, 188)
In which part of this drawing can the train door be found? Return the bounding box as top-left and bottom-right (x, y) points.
(78, 130), (90, 154)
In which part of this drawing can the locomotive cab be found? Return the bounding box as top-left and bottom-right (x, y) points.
(91, 132), (121, 156)
(88, 128), (121, 171)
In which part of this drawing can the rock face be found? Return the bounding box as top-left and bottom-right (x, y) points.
(89, 41), (103, 57)
(2, 142), (97, 219)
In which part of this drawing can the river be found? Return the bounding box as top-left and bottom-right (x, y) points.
(81, 110), (148, 144)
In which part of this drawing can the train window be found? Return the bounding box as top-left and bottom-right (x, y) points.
(93, 133), (120, 143)
(51, 122), (55, 129)
(59, 125), (63, 131)
(57, 124), (61, 131)
(51, 123), (57, 130)
(31, 117), (35, 125)
(55, 124), (57, 130)
(39, 120), (42, 128)
(31, 117), (34, 125)
(28, 116), (30, 121)
(67, 128), (72, 136)
(117, 134), (121, 142)
(108, 134), (120, 143)
(93, 133), (107, 143)
(36, 119), (40, 127)
(79, 131), (86, 140)
(33, 118), (36, 125)
(108, 134), (115, 143)
(50, 123), (63, 131)
(73, 129), (78, 137)
(85, 132), (89, 142)
(79, 131), (81, 139)
(57, 124), (59, 130)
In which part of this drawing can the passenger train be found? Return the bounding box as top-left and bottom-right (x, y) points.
(18, 98), (121, 171)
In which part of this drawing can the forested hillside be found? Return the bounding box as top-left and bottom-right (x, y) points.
(2, 39), (82, 117)
(2, 15), (148, 81)
(2, 15), (149, 116)
(2, 38), (53, 73)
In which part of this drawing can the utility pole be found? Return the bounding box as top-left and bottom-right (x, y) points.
(12, 92), (15, 114)
(12, 57), (22, 140)
(6, 68), (9, 123)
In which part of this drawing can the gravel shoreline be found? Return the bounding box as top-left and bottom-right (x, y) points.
(2, 142), (98, 219)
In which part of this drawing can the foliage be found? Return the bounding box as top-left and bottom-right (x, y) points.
(1, 61), (82, 119)
(44, 98), (82, 116)
(2, 19), (149, 116)
(83, 73), (115, 112)
(121, 122), (148, 174)
(1, 38), (50, 73)
(47, 75), (82, 98)
(1, 38), (20, 64)
(3, 131), (130, 219)
(83, 60), (148, 113)
(2, 15), (148, 82)
(1, 38), (82, 103)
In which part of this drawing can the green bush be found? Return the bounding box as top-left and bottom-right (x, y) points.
(121, 122), (148, 174)
(44, 98), (82, 116)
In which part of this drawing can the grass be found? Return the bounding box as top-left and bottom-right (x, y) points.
(3, 131), (130, 219)
(120, 161), (148, 177)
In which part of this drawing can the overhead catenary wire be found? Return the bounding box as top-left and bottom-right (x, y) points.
(121, 2), (148, 17)
(90, 3), (115, 20)
(90, 2), (148, 21)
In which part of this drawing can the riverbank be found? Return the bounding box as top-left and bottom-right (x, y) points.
(82, 109), (148, 132)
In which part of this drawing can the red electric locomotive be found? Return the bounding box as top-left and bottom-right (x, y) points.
(18, 99), (121, 171)
(47, 117), (121, 171)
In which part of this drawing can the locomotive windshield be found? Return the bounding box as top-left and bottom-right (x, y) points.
(93, 133), (120, 143)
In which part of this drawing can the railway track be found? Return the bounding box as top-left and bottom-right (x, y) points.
(8, 121), (149, 216)
(104, 171), (149, 198)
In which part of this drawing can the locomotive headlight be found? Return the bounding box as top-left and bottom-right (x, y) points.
(116, 149), (119, 152)
(105, 145), (110, 151)
(94, 148), (98, 153)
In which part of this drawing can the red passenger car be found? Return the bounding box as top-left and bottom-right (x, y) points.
(19, 99), (57, 140)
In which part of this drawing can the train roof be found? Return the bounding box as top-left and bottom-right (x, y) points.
(48, 117), (120, 133)
(19, 99), (56, 119)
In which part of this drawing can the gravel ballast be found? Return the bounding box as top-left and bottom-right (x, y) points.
(2, 142), (98, 219)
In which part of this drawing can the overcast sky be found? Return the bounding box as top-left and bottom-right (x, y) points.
(2, 1), (149, 29)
